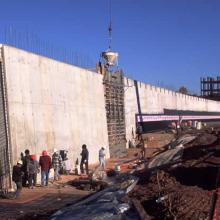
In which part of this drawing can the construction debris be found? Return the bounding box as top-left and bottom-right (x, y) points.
(46, 128), (220, 220)
(128, 129), (220, 219)
(51, 175), (139, 220)
(147, 144), (184, 168)
(132, 198), (152, 220)
(70, 179), (108, 192)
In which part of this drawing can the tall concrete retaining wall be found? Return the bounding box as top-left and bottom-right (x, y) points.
(2, 45), (109, 165)
(124, 77), (220, 144)
(2, 44), (220, 168)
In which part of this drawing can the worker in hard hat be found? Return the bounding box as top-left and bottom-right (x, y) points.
(39, 150), (52, 186)
(27, 154), (39, 188)
(12, 160), (24, 199)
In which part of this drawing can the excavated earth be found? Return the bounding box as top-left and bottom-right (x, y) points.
(128, 128), (220, 220)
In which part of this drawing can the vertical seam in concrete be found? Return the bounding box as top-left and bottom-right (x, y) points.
(134, 80), (143, 123)
(0, 45), (13, 190)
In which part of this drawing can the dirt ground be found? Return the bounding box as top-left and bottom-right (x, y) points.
(129, 128), (220, 220)
(2, 129), (219, 220)
(142, 132), (174, 158)
(0, 178), (89, 220)
(0, 153), (139, 220)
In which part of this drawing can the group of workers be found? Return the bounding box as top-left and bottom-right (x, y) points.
(79, 145), (106, 174)
(12, 145), (106, 199)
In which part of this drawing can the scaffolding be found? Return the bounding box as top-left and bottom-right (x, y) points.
(201, 77), (220, 100)
(103, 70), (126, 157)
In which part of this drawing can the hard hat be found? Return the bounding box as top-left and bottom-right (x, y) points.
(17, 160), (23, 165)
(31, 154), (36, 160)
(42, 150), (48, 156)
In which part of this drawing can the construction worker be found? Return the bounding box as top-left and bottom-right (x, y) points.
(39, 150), (52, 186)
(52, 149), (62, 181)
(176, 115), (183, 135)
(140, 137), (145, 159)
(99, 147), (106, 170)
(80, 144), (89, 175)
(12, 160), (24, 199)
(21, 149), (31, 187)
(27, 154), (39, 188)
(136, 124), (143, 141)
(63, 157), (72, 175)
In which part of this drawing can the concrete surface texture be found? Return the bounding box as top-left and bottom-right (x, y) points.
(124, 77), (220, 145)
(2, 45), (109, 165)
(2, 45), (220, 166)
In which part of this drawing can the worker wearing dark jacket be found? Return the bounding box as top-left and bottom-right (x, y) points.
(12, 160), (24, 198)
(80, 144), (89, 175)
(39, 150), (52, 186)
(27, 154), (39, 188)
(21, 149), (31, 187)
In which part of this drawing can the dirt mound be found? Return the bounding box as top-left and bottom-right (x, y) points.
(127, 129), (220, 219)
(129, 170), (212, 219)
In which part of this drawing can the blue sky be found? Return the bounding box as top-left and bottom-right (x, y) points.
(0, 0), (220, 94)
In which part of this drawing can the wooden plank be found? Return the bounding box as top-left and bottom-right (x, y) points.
(132, 198), (153, 220)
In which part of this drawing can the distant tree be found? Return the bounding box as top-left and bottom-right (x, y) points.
(178, 86), (188, 94)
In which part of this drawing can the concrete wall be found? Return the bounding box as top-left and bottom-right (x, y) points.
(2, 45), (109, 165)
(3, 44), (220, 166)
(124, 77), (220, 144)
